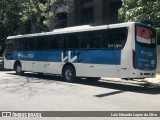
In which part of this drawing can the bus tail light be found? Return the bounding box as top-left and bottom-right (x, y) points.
(132, 50), (136, 69)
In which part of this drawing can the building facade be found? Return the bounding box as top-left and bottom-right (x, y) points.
(67, 0), (122, 26)
(55, 0), (122, 28)
(157, 45), (160, 73)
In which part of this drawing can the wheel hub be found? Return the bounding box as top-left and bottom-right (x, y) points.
(65, 69), (72, 80)
(17, 66), (21, 73)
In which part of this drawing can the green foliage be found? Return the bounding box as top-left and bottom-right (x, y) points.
(19, 0), (71, 32)
(0, 0), (60, 55)
(0, 0), (73, 55)
(0, 0), (22, 36)
(0, 0), (23, 52)
(119, 0), (160, 43)
(119, 0), (160, 27)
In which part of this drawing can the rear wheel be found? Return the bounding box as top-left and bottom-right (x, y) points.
(15, 63), (23, 75)
(63, 66), (76, 82)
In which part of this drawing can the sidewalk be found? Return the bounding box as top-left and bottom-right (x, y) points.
(102, 74), (160, 87)
(145, 74), (160, 84)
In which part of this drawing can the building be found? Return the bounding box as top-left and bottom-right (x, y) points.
(157, 45), (160, 73)
(55, 0), (122, 28)
(157, 37), (160, 73)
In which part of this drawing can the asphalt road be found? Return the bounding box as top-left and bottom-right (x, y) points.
(0, 71), (160, 120)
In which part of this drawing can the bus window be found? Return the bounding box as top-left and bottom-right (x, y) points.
(14, 39), (20, 51)
(90, 32), (101, 49)
(80, 31), (101, 49)
(102, 30), (110, 49)
(48, 36), (57, 49)
(64, 33), (80, 49)
(35, 36), (48, 50)
(25, 38), (36, 50)
(102, 28), (127, 49)
(6, 41), (14, 52)
(80, 32), (90, 49)
(18, 39), (25, 51)
(48, 35), (63, 50)
(136, 26), (156, 47)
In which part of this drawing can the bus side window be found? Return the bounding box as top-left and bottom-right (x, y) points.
(57, 38), (63, 49)
(90, 32), (101, 49)
(110, 28), (127, 49)
(102, 28), (127, 49)
(48, 36), (56, 49)
(36, 36), (48, 50)
(102, 30), (110, 49)
(19, 39), (25, 51)
(14, 39), (19, 51)
(24, 38), (36, 50)
(80, 32), (90, 49)
(64, 33), (80, 49)
(80, 31), (101, 49)
(48, 35), (63, 50)
(6, 43), (14, 52)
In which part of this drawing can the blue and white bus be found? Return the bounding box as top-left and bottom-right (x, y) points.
(4, 22), (157, 82)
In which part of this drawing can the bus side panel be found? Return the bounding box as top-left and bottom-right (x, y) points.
(120, 24), (134, 78)
(38, 62), (62, 74)
(73, 63), (84, 77)
(24, 61), (34, 72)
(81, 64), (121, 77)
(20, 61), (62, 74)
(77, 50), (121, 77)
(59, 49), (121, 77)
(4, 60), (15, 70)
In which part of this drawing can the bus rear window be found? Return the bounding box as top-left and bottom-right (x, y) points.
(136, 26), (156, 46)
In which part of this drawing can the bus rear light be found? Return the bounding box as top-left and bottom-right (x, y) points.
(132, 50), (137, 69)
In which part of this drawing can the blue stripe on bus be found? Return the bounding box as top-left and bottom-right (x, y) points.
(7, 50), (121, 65)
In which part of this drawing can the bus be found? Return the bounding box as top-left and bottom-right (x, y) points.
(4, 22), (157, 82)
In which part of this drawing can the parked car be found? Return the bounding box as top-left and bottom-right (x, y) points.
(0, 57), (4, 70)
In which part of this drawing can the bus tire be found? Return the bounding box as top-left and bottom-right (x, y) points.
(15, 63), (23, 75)
(63, 65), (76, 82)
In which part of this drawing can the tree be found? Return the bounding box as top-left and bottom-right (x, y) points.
(0, 0), (22, 35)
(0, 0), (74, 55)
(20, 0), (74, 32)
(119, 0), (160, 24)
(0, 0), (23, 55)
(119, 0), (160, 42)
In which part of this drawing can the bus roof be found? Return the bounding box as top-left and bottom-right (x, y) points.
(7, 22), (136, 39)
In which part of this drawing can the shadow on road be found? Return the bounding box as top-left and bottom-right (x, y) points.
(94, 90), (125, 97)
(7, 72), (160, 95)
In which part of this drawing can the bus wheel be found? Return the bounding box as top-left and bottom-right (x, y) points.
(63, 66), (76, 82)
(15, 64), (23, 75)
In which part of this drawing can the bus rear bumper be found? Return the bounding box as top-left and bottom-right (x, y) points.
(122, 70), (156, 79)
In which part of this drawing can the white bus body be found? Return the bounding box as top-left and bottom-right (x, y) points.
(4, 22), (157, 82)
